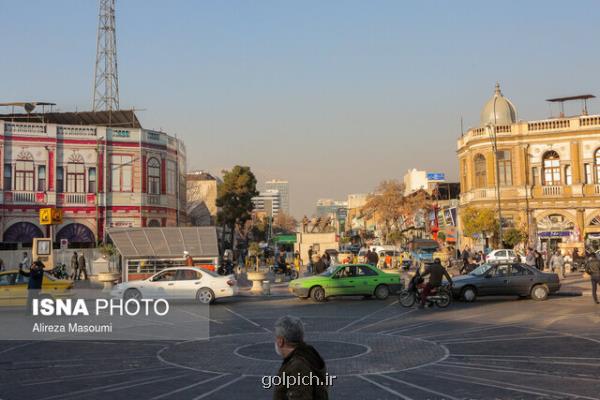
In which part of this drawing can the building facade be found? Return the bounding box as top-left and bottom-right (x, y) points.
(265, 180), (289, 214)
(252, 189), (281, 218)
(0, 110), (186, 247)
(186, 171), (218, 226)
(458, 84), (600, 251)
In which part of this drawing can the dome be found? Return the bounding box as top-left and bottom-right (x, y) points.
(480, 83), (517, 126)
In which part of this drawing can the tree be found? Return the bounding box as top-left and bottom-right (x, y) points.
(503, 227), (527, 249)
(216, 166), (259, 249)
(362, 180), (407, 244)
(272, 212), (297, 234)
(461, 207), (499, 245)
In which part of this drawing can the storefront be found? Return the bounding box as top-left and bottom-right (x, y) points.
(536, 214), (575, 253)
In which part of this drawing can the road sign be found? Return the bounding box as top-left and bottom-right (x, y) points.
(52, 208), (63, 224)
(60, 239), (69, 250)
(39, 207), (63, 225)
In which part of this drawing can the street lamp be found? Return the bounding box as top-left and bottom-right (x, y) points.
(489, 95), (503, 248)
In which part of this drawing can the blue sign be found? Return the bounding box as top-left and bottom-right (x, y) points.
(427, 173), (445, 181)
(538, 231), (571, 237)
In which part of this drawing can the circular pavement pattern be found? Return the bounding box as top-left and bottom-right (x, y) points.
(158, 331), (448, 376)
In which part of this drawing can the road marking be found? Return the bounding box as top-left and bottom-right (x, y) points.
(451, 353), (600, 360)
(335, 300), (399, 332)
(224, 307), (272, 333)
(378, 374), (462, 400)
(358, 375), (415, 400)
(150, 374), (227, 399)
(440, 335), (557, 345)
(179, 308), (223, 324)
(191, 375), (246, 400)
(350, 309), (417, 333)
(384, 321), (439, 335)
(22, 366), (175, 386)
(0, 342), (32, 355)
(105, 372), (191, 392)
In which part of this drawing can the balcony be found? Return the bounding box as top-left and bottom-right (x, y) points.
(3, 191), (46, 204)
(531, 185), (567, 198)
(145, 194), (163, 205)
(57, 193), (96, 206)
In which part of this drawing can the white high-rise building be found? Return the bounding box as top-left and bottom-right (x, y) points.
(252, 189), (281, 218)
(265, 180), (289, 215)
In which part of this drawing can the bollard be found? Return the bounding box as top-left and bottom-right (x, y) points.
(262, 280), (271, 296)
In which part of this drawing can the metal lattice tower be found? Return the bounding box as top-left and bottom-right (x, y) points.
(93, 0), (119, 111)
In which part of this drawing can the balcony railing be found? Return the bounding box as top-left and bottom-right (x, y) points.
(4, 122), (47, 135)
(542, 185), (563, 196)
(58, 193), (96, 205)
(146, 194), (162, 205)
(3, 191), (46, 204)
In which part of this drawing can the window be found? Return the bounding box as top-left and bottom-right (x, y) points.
(511, 264), (533, 276)
(357, 266), (378, 276)
(67, 162), (85, 193)
(542, 151), (560, 185)
(4, 163), (12, 190)
(111, 155), (133, 192)
(176, 269), (201, 280)
(166, 160), (176, 194)
(37, 165), (46, 192)
(153, 270), (177, 281)
(565, 165), (572, 185)
(595, 149), (600, 183)
(585, 163), (593, 184)
(147, 157), (161, 194)
(88, 168), (96, 193)
(461, 158), (467, 189)
(56, 167), (64, 193)
(531, 167), (539, 185)
(497, 150), (512, 186)
(474, 154), (487, 188)
(15, 159), (34, 191)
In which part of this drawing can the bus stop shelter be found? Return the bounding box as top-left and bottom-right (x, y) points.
(108, 227), (219, 281)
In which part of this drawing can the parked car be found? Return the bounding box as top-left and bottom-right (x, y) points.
(288, 264), (402, 302)
(485, 249), (519, 263)
(451, 263), (560, 302)
(111, 267), (237, 305)
(0, 269), (73, 307)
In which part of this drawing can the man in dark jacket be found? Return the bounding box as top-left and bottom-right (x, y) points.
(419, 258), (453, 308)
(70, 251), (79, 280)
(366, 248), (379, 266)
(585, 257), (600, 304)
(273, 316), (329, 400)
(78, 253), (88, 280)
(19, 258), (45, 314)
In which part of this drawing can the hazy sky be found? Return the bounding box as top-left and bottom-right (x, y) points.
(2, 1), (600, 217)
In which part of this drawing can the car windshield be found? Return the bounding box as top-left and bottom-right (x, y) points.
(321, 265), (338, 277)
(469, 264), (492, 276)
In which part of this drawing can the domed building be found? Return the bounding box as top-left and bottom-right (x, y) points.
(457, 84), (600, 253)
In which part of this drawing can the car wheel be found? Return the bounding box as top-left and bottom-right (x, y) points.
(374, 284), (390, 300)
(123, 288), (141, 301)
(310, 286), (326, 302)
(196, 288), (215, 305)
(530, 284), (549, 301)
(461, 286), (477, 302)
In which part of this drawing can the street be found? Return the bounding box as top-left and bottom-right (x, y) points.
(1, 291), (599, 400)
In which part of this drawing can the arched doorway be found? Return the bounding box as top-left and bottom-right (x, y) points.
(536, 213), (574, 253)
(56, 223), (96, 247)
(3, 222), (44, 244)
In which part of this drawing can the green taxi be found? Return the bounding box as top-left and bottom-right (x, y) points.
(289, 264), (403, 302)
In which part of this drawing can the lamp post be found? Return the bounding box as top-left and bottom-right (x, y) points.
(490, 96), (504, 248)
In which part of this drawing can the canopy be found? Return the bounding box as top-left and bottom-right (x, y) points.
(108, 227), (218, 259)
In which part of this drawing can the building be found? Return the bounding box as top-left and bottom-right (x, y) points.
(315, 198), (348, 233)
(458, 83), (600, 252)
(186, 171), (219, 226)
(265, 179), (289, 215)
(403, 169), (447, 195)
(252, 189), (281, 218)
(0, 108), (186, 248)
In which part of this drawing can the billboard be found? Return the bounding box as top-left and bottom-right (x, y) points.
(427, 172), (445, 181)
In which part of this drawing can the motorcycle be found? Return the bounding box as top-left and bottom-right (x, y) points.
(274, 263), (299, 280)
(217, 260), (234, 276)
(399, 271), (452, 308)
(51, 263), (69, 280)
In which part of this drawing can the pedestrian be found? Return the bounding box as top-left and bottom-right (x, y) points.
(272, 315), (328, 400)
(385, 253), (392, 269)
(525, 247), (536, 267)
(78, 252), (88, 280)
(313, 254), (326, 275)
(19, 258), (45, 315)
(461, 247), (470, 267)
(0, 257), (4, 272)
(70, 251), (79, 280)
(554, 250), (565, 279)
(19, 251), (30, 270)
(184, 251), (194, 266)
(584, 256), (600, 304)
(366, 248), (379, 266)
(534, 250), (545, 271)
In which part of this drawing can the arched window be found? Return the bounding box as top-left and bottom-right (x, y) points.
(497, 150), (512, 186)
(542, 151), (561, 185)
(15, 151), (34, 191)
(474, 154), (487, 188)
(595, 149), (600, 183)
(147, 157), (161, 194)
(67, 153), (85, 193)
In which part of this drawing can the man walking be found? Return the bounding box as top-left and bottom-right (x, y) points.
(525, 248), (536, 268)
(70, 251), (79, 280)
(20, 251), (30, 270)
(273, 315), (328, 399)
(78, 252), (88, 280)
(19, 258), (45, 315)
(585, 256), (600, 304)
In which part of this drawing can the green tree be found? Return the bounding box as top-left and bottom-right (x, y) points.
(216, 166), (259, 249)
(503, 227), (527, 249)
(461, 206), (499, 245)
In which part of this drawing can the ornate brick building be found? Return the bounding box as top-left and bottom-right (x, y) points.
(0, 109), (186, 247)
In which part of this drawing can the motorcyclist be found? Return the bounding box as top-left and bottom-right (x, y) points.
(419, 258), (453, 309)
(276, 250), (287, 274)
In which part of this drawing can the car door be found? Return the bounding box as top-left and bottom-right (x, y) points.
(508, 264), (535, 295)
(0, 273), (14, 306)
(478, 264), (510, 295)
(173, 269), (203, 299)
(353, 266), (379, 295)
(12, 273), (30, 306)
(144, 270), (178, 299)
(327, 266), (357, 296)
(494, 250), (507, 262)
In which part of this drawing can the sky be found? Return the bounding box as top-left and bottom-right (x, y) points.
(2, 1), (600, 217)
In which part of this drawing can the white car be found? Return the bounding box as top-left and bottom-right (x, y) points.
(485, 249), (519, 263)
(111, 267), (237, 304)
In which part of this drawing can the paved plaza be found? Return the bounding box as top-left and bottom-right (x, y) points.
(1, 292), (600, 399)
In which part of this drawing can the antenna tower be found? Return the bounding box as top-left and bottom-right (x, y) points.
(93, 0), (119, 111)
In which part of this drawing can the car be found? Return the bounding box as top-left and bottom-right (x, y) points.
(485, 249), (519, 263)
(451, 263), (560, 302)
(288, 264), (402, 302)
(0, 269), (73, 307)
(110, 267), (237, 305)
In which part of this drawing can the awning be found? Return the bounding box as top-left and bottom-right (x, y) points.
(108, 227), (219, 259)
(273, 234), (297, 244)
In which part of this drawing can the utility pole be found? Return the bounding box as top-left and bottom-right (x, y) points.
(490, 93), (503, 248)
(93, 0), (120, 111)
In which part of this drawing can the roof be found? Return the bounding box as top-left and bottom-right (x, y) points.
(0, 109), (141, 128)
(546, 95), (595, 102)
(108, 227), (219, 259)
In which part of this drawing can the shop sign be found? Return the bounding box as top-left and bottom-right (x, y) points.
(538, 231), (571, 237)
